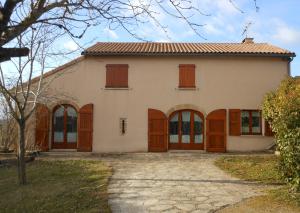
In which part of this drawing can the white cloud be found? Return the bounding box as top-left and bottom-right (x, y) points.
(104, 28), (119, 39)
(272, 23), (300, 45)
(155, 39), (171, 42)
(63, 40), (78, 51)
(203, 24), (222, 35)
(215, 0), (242, 14)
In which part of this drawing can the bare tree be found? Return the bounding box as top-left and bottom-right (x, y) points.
(0, 24), (75, 184)
(0, 0), (259, 60)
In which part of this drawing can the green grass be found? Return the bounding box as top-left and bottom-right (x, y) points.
(215, 155), (282, 184)
(215, 155), (300, 212)
(0, 160), (112, 213)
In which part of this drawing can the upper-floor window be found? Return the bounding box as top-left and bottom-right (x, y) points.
(179, 64), (195, 88)
(106, 64), (128, 88)
(241, 110), (262, 135)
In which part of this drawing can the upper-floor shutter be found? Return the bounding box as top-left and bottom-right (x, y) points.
(229, 109), (241, 136)
(106, 64), (128, 88)
(265, 120), (274, 136)
(179, 64), (195, 88)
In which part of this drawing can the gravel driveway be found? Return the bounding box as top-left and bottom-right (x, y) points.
(101, 152), (265, 213)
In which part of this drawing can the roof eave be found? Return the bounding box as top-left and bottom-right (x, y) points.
(81, 51), (296, 58)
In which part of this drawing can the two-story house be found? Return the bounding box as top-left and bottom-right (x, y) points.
(34, 38), (296, 153)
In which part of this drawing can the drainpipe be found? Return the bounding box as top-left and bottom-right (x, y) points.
(287, 57), (294, 77)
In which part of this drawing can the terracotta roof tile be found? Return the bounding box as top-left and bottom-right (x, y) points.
(82, 42), (295, 57)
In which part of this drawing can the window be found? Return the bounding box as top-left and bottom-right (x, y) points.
(241, 110), (262, 135)
(53, 106), (64, 143)
(181, 111), (191, 143)
(179, 64), (195, 88)
(120, 118), (127, 135)
(194, 113), (203, 143)
(169, 112), (179, 143)
(52, 105), (78, 149)
(169, 110), (204, 148)
(106, 64), (128, 88)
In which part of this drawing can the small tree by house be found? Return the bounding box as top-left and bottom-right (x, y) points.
(0, 25), (74, 185)
(262, 77), (300, 192)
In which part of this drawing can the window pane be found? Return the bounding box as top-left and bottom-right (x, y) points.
(67, 107), (77, 143)
(252, 111), (261, 133)
(169, 113), (179, 143)
(241, 111), (250, 134)
(54, 106), (64, 142)
(181, 111), (191, 143)
(194, 114), (203, 144)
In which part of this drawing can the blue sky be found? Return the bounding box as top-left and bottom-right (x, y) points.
(4, 0), (300, 77)
(60, 0), (300, 76)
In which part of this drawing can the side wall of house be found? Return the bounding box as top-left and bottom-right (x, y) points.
(42, 56), (288, 152)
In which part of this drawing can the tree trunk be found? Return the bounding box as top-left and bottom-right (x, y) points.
(17, 119), (27, 185)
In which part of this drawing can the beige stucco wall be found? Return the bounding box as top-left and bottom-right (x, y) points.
(43, 55), (288, 152)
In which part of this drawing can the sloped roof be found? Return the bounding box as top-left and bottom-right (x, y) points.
(82, 42), (295, 57)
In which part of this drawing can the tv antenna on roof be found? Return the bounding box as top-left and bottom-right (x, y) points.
(242, 22), (253, 38)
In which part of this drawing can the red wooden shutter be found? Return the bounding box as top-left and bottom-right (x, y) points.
(106, 64), (128, 88)
(206, 109), (227, 152)
(179, 64), (195, 88)
(35, 104), (49, 151)
(78, 104), (93, 152)
(229, 109), (241, 136)
(265, 120), (274, 136)
(148, 108), (168, 152)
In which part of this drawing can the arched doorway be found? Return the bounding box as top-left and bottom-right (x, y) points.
(52, 104), (78, 149)
(169, 109), (204, 150)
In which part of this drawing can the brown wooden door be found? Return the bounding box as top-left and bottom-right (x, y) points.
(78, 104), (93, 152)
(35, 104), (50, 151)
(148, 108), (168, 152)
(206, 109), (227, 152)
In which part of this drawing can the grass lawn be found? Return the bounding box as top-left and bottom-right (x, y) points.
(0, 159), (112, 213)
(215, 155), (300, 213)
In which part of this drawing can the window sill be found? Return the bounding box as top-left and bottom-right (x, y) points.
(176, 87), (199, 91)
(103, 87), (132, 90)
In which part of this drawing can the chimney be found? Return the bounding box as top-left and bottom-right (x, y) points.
(242, 37), (254, 44)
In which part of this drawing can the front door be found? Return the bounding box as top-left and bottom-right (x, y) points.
(168, 110), (204, 150)
(52, 105), (78, 149)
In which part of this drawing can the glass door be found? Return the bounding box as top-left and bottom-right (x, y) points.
(169, 110), (204, 150)
(52, 105), (78, 149)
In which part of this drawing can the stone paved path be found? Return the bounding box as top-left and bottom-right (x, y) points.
(101, 153), (265, 213)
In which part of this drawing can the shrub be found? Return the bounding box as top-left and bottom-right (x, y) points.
(262, 77), (300, 192)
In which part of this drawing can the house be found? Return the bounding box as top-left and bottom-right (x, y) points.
(34, 38), (296, 153)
